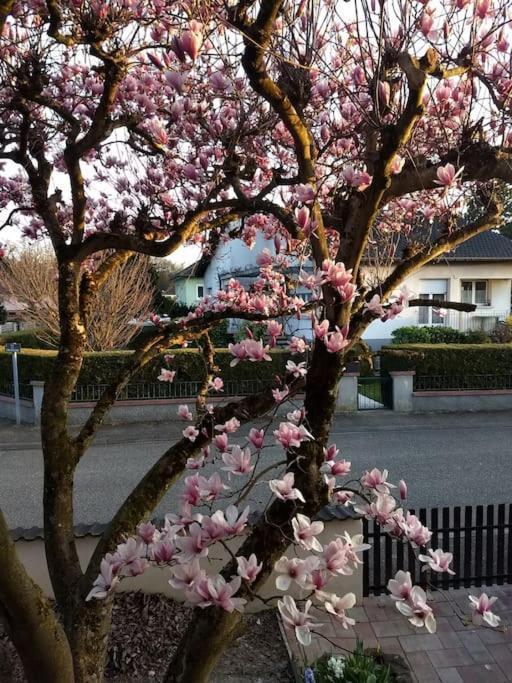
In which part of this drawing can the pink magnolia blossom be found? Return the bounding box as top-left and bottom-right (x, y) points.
(267, 320), (283, 346)
(292, 513), (324, 552)
(286, 360), (307, 378)
(222, 445), (253, 475)
(419, 548), (455, 575)
(192, 574), (246, 613)
(137, 521), (157, 544)
(400, 513), (432, 547)
(387, 570), (413, 601)
(396, 586), (436, 633)
(435, 163), (464, 187)
(229, 339), (271, 366)
(210, 505), (249, 536)
(274, 556), (319, 590)
(365, 294), (386, 317)
(316, 591), (356, 628)
(208, 377), (224, 392)
(215, 417), (240, 433)
(169, 558), (204, 591)
(269, 472), (306, 503)
(248, 428), (264, 449)
(237, 554), (262, 583)
(399, 479), (408, 500)
(469, 593), (501, 627)
(390, 154), (405, 174)
(178, 405), (193, 421)
(273, 422), (313, 449)
(158, 368), (176, 382)
(361, 468), (395, 494)
(272, 385), (290, 402)
(214, 433), (229, 451)
(176, 523), (209, 562)
(278, 596), (320, 646)
(86, 558), (120, 601)
(288, 336), (309, 354)
(325, 328), (350, 353)
(183, 425), (199, 442)
(313, 319), (330, 339)
(150, 540), (176, 564)
(186, 455), (205, 470)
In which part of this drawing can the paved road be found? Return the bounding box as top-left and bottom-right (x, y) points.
(0, 411), (511, 529)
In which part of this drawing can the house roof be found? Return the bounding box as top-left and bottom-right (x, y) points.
(443, 230), (512, 261)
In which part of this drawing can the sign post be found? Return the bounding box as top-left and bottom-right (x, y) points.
(5, 343), (21, 425)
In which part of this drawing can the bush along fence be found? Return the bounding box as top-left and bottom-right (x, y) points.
(363, 504), (512, 596)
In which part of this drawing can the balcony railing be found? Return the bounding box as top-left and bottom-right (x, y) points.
(418, 309), (510, 332)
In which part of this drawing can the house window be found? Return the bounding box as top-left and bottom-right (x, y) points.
(197, 285), (204, 299)
(461, 280), (488, 306)
(418, 293), (446, 325)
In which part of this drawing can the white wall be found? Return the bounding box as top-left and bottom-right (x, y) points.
(363, 262), (512, 345)
(203, 233), (276, 296)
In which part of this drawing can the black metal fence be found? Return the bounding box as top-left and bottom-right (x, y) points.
(70, 379), (271, 403)
(363, 504), (512, 596)
(357, 376), (393, 410)
(414, 375), (512, 392)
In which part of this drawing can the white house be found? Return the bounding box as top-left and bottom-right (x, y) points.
(173, 230), (512, 348)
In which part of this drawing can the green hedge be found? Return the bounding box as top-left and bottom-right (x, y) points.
(0, 329), (55, 349)
(380, 343), (512, 376)
(0, 348), (295, 386)
(391, 326), (490, 345)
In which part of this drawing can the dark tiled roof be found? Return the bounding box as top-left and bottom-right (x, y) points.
(443, 230), (512, 261)
(9, 505), (359, 541)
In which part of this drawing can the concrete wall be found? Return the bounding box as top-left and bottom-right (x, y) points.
(14, 517), (364, 609)
(412, 390), (512, 412)
(0, 395), (35, 424)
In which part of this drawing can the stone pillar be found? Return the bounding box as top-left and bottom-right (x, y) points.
(390, 371), (415, 412)
(336, 372), (359, 412)
(30, 381), (45, 425)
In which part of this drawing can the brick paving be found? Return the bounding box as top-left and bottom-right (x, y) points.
(283, 585), (512, 682)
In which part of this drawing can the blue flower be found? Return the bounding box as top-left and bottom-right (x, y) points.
(304, 667), (315, 683)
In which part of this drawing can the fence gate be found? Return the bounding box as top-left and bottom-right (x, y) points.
(363, 504), (512, 596)
(357, 375), (393, 410)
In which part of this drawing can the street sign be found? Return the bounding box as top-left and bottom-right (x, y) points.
(4, 343), (21, 424)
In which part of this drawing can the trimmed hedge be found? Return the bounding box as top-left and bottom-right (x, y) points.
(380, 343), (512, 376)
(0, 348), (295, 386)
(0, 328), (55, 349)
(391, 326), (490, 345)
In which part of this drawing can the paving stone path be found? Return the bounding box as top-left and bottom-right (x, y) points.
(283, 585), (512, 682)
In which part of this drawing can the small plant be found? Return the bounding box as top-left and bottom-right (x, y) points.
(310, 642), (392, 682)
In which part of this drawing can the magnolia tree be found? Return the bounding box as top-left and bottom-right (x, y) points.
(0, 1), (511, 681)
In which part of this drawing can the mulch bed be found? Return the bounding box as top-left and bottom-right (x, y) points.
(0, 592), (293, 682)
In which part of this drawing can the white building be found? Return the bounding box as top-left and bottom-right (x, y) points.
(173, 230), (512, 348)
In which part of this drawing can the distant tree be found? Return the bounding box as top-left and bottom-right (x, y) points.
(0, 245), (155, 350)
(0, 303), (6, 325)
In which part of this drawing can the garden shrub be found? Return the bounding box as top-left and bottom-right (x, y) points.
(380, 343), (512, 377)
(391, 326), (468, 345)
(0, 328), (54, 349)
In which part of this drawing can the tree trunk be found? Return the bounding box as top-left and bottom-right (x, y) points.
(164, 608), (244, 683)
(66, 600), (113, 683)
